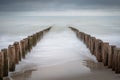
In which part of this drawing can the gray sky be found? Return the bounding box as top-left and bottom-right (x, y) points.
(0, 0), (120, 16)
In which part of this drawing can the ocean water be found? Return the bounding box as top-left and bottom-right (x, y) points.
(0, 16), (120, 79)
(0, 16), (120, 49)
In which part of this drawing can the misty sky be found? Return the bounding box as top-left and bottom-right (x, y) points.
(0, 0), (120, 16)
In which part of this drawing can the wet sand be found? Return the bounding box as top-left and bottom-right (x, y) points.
(4, 60), (120, 80)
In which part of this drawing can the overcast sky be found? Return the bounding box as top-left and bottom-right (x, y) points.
(0, 0), (120, 16)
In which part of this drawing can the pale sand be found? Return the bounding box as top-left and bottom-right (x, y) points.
(4, 60), (120, 80)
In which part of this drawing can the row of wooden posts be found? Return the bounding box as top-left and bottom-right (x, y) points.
(69, 27), (120, 74)
(0, 27), (52, 80)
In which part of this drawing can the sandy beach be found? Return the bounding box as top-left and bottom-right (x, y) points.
(3, 60), (119, 80)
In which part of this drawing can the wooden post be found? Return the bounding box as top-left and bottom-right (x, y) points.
(34, 34), (37, 46)
(28, 36), (31, 52)
(90, 37), (93, 53)
(23, 38), (29, 54)
(86, 35), (90, 48)
(8, 45), (16, 71)
(1, 49), (9, 77)
(115, 48), (120, 73)
(28, 36), (33, 51)
(82, 33), (85, 42)
(82, 33), (85, 41)
(84, 34), (87, 44)
(108, 45), (116, 68)
(90, 37), (95, 55)
(94, 39), (98, 57)
(40, 31), (43, 40)
(76, 32), (80, 39)
(102, 42), (109, 66)
(37, 32), (40, 41)
(93, 37), (97, 55)
(112, 47), (117, 71)
(80, 32), (83, 40)
(20, 40), (26, 59)
(117, 50), (120, 73)
(30, 36), (34, 47)
(32, 34), (35, 46)
(0, 51), (4, 80)
(96, 39), (103, 62)
(88, 35), (91, 49)
(36, 32), (40, 42)
(14, 42), (20, 64)
(18, 43), (22, 62)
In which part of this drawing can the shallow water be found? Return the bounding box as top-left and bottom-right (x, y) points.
(2, 27), (119, 80)
(7, 27), (97, 80)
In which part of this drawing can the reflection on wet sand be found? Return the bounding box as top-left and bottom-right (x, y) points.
(12, 70), (33, 80)
(5, 60), (120, 80)
(4, 69), (35, 80)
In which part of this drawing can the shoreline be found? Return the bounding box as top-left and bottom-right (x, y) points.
(4, 60), (120, 80)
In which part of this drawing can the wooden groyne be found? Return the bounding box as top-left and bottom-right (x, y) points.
(0, 27), (52, 80)
(69, 27), (120, 74)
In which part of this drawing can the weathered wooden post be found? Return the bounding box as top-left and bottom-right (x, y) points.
(114, 48), (120, 73)
(1, 49), (9, 77)
(18, 43), (22, 62)
(94, 39), (98, 56)
(34, 33), (37, 46)
(28, 36), (32, 52)
(90, 37), (95, 54)
(88, 35), (91, 50)
(108, 45), (116, 68)
(84, 34), (87, 43)
(95, 39), (103, 62)
(85, 34), (88, 46)
(36, 32), (38, 41)
(38, 32), (41, 41)
(79, 32), (82, 39)
(117, 50), (120, 73)
(32, 34), (36, 46)
(102, 42), (109, 66)
(82, 33), (84, 41)
(112, 46), (117, 71)
(14, 42), (20, 64)
(20, 40), (26, 59)
(0, 51), (4, 80)
(93, 37), (97, 55)
(8, 45), (16, 72)
(82, 33), (85, 41)
(89, 37), (92, 52)
(86, 35), (90, 48)
(31, 35), (34, 47)
(39, 31), (43, 41)
(38, 31), (42, 41)
(40, 31), (43, 39)
(30, 35), (33, 47)
(90, 37), (93, 53)
(24, 38), (29, 55)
